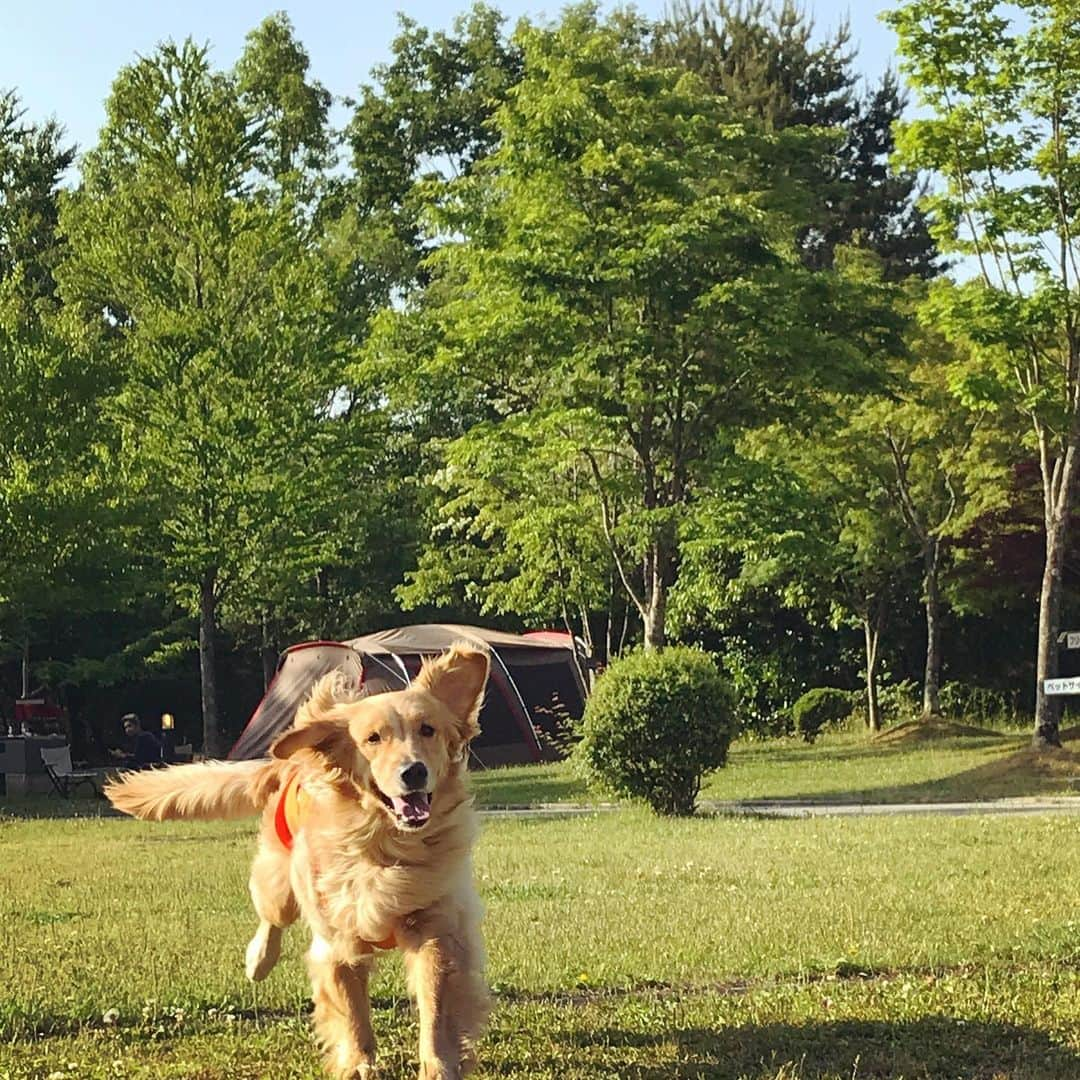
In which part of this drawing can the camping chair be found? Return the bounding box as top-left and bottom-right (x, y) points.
(39, 746), (102, 798)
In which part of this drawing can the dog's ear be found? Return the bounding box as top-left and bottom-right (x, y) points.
(415, 644), (489, 742)
(273, 671), (361, 763)
(271, 719), (350, 762)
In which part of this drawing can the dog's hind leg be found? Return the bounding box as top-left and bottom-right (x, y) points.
(307, 936), (377, 1078)
(245, 843), (299, 982)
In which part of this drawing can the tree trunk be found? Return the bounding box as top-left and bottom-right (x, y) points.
(1034, 516), (1069, 748)
(199, 570), (222, 757)
(863, 608), (883, 734)
(922, 541), (943, 719)
(642, 538), (674, 651)
(642, 595), (666, 651)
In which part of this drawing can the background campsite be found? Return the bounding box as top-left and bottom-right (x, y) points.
(6, 0), (1080, 1077)
(4, 0), (1078, 761)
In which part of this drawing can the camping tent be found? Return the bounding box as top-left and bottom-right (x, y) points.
(229, 625), (587, 766)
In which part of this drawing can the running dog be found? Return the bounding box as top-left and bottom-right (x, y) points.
(106, 644), (490, 1080)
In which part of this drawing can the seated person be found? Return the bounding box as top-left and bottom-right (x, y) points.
(110, 714), (163, 770)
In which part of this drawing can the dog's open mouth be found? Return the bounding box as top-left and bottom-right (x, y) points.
(376, 788), (432, 829)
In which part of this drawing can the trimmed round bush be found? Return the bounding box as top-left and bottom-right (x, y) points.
(573, 647), (735, 816)
(790, 687), (854, 742)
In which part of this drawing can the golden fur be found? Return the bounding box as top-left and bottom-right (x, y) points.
(106, 644), (491, 1080)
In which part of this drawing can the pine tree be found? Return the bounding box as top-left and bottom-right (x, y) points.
(658, 0), (940, 279)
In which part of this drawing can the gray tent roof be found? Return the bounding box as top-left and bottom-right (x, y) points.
(346, 624), (574, 655)
(229, 626), (585, 766)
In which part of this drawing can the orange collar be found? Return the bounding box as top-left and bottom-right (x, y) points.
(274, 774), (396, 953)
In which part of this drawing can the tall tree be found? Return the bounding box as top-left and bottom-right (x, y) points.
(59, 25), (347, 754)
(366, 6), (895, 650)
(659, 0), (940, 279)
(0, 91), (73, 309)
(844, 316), (1015, 717)
(699, 418), (917, 732)
(0, 93), (127, 703)
(340, 3), (521, 329)
(887, 0), (1080, 747)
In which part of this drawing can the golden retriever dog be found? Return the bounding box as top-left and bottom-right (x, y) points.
(105, 644), (490, 1080)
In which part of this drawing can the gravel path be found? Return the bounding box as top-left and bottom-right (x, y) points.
(478, 797), (1080, 818)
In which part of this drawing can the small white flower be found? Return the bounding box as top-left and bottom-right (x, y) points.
(102, 1008), (120, 1026)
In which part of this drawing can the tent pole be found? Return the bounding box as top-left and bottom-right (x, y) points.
(490, 648), (544, 761)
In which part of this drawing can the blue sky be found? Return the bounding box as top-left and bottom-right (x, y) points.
(3, 1), (904, 157)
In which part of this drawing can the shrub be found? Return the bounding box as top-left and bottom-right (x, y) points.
(573, 647), (735, 816)
(877, 678), (920, 726)
(790, 687), (855, 742)
(939, 681), (1022, 728)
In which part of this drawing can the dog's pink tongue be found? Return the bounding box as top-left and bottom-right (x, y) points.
(392, 792), (431, 822)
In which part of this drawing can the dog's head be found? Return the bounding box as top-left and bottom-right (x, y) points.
(271, 644), (489, 831)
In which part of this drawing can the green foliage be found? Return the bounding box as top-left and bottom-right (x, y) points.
(0, 91), (135, 668)
(55, 34), (357, 748)
(235, 13), (332, 181)
(341, 3), (520, 326)
(886, 0), (1080, 738)
(939, 681), (1022, 728)
(790, 686), (855, 742)
(877, 678), (921, 726)
(370, 5), (896, 650)
(573, 646), (735, 815)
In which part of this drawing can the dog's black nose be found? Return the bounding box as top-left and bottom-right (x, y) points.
(401, 762), (428, 791)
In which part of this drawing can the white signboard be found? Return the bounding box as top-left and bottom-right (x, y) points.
(1044, 677), (1080, 696)
(1069, 632), (1080, 650)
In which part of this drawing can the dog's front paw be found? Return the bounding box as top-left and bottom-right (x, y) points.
(330, 1046), (376, 1079)
(417, 1060), (458, 1080)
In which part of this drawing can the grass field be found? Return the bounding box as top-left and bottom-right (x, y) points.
(470, 726), (1080, 808)
(3, 797), (1080, 1078)
(8, 725), (1079, 819)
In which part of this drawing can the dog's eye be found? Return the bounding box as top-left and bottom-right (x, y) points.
(366, 732), (381, 744)
(419, 724), (435, 737)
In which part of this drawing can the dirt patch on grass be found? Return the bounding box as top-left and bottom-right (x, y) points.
(873, 719), (1006, 745)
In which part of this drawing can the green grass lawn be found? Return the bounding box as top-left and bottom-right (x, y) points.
(7, 725), (1076, 821)
(468, 727), (1080, 809)
(3, 806), (1080, 1077)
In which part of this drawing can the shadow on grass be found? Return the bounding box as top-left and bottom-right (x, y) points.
(553, 1016), (1080, 1079)
(0, 793), (116, 820)
(470, 773), (589, 807)
(13, 1002), (1079, 1078)
(729, 744), (1080, 807)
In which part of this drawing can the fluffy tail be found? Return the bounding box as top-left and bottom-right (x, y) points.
(105, 759), (280, 822)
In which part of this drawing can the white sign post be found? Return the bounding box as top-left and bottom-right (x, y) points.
(1044, 676), (1080, 696)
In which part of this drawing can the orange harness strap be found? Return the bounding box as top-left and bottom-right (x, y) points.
(274, 774), (396, 953)
(274, 773), (310, 851)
